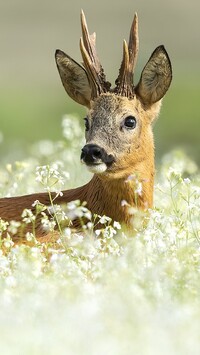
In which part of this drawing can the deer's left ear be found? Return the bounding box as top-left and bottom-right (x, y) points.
(55, 49), (92, 107)
(135, 45), (172, 106)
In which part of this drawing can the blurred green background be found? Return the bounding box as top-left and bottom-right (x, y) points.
(0, 0), (199, 164)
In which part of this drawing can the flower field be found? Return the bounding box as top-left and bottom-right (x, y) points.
(0, 115), (199, 355)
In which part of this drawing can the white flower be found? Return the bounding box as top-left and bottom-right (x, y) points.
(183, 178), (191, 185)
(21, 209), (36, 223)
(113, 221), (121, 230)
(64, 228), (71, 239)
(99, 216), (112, 224)
(121, 200), (128, 207)
(8, 221), (21, 235)
(26, 232), (35, 242)
(62, 115), (82, 142)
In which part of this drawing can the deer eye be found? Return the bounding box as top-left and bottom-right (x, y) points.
(124, 116), (137, 129)
(84, 117), (89, 131)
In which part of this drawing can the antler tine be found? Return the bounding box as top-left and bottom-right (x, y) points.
(115, 13), (139, 97)
(80, 10), (111, 98)
(128, 13), (139, 76)
(80, 37), (101, 97)
(115, 40), (130, 96)
(80, 10), (99, 69)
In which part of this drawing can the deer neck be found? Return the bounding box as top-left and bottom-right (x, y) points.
(84, 157), (155, 225)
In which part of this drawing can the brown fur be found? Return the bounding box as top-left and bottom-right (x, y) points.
(0, 12), (172, 243)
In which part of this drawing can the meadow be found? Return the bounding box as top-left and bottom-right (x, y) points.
(0, 1), (200, 353)
(0, 115), (199, 354)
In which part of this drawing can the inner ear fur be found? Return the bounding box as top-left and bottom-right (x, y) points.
(55, 49), (92, 107)
(135, 45), (172, 106)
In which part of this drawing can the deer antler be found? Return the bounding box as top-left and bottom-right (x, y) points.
(115, 13), (139, 97)
(80, 10), (111, 99)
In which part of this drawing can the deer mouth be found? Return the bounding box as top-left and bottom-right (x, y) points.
(84, 162), (107, 174)
(80, 144), (115, 174)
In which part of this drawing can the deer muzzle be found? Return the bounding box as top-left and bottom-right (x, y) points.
(81, 144), (115, 174)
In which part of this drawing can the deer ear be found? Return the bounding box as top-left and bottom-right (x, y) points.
(135, 45), (172, 106)
(55, 49), (92, 107)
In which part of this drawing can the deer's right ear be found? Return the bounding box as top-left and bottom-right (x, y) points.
(55, 49), (92, 107)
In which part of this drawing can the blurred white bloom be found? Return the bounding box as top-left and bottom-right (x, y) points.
(84, 211), (92, 220)
(62, 115), (82, 142)
(121, 199), (128, 206)
(99, 216), (112, 224)
(167, 166), (182, 182)
(36, 140), (55, 156)
(3, 235), (14, 249)
(86, 222), (94, 230)
(95, 229), (101, 237)
(41, 215), (56, 232)
(8, 220), (21, 235)
(6, 164), (12, 173)
(21, 209), (36, 224)
(183, 178), (191, 185)
(0, 218), (9, 234)
(113, 221), (121, 230)
(26, 232), (36, 242)
(5, 276), (17, 288)
(63, 227), (71, 239)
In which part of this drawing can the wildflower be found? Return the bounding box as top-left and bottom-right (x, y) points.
(21, 209), (36, 224)
(3, 234), (14, 249)
(0, 218), (9, 235)
(167, 167), (182, 182)
(41, 213), (56, 232)
(32, 200), (47, 215)
(121, 200), (128, 207)
(35, 164), (69, 194)
(113, 221), (121, 230)
(63, 228), (71, 239)
(25, 232), (38, 243)
(95, 229), (101, 237)
(8, 221), (21, 235)
(62, 115), (82, 142)
(87, 222), (94, 230)
(99, 216), (112, 224)
(6, 164), (12, 173)
(183, 178), (191, 185)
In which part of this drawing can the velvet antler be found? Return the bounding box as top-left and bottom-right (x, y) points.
(80, 10), (111, 99)
(115, 13), (139, 97)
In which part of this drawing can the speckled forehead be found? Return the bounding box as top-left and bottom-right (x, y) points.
(88, 93), (138, 123)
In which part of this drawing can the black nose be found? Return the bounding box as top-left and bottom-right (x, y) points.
(81, 144), (103, 164)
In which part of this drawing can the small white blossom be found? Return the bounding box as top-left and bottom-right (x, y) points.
(95, 229), (101, 236)
(121, 200), (128, 207)
(183, 178), (191, 185)
(113, 221), (121, 230)
(99, 216), (112, 224)
(21, 209), (36, 224)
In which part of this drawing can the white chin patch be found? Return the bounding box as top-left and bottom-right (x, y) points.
(86, 163), (107, 174)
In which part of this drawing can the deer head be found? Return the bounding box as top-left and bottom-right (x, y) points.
(55, 11), (172, 181)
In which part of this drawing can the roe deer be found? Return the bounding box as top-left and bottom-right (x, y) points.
(0, 11), (172, 241)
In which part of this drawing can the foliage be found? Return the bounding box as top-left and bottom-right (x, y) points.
(0, 115), (199, 355)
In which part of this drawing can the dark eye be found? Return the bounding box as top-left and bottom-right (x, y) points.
(124, 116), (137, 129)
(84, 117), (89, 131)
